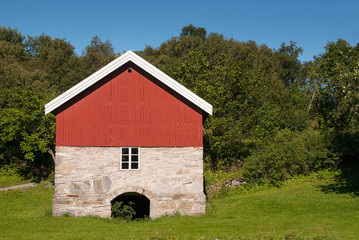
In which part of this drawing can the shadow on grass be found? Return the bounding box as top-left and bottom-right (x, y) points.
(319, 166), (359, 197)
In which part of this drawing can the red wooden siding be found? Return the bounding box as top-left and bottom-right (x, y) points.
(56, 64), (204, 147)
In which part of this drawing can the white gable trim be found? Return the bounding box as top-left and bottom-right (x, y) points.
(44, 50), (212, 115)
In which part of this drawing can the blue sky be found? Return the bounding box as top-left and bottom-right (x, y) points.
(1, 0), (358, 62)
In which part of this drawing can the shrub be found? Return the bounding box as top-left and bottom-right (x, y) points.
(111, 201), (136, 221)
(243, 128), (338, 185)
(48, 170), (55, 185)
(0, 165), (17, 176)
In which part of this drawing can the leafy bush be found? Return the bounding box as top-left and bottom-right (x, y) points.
(243, 128), (338, 185)
(48, 170), (55, 185)
(0, 165), (17, 176)
(111, 201), (136, 221)
(0, 88), (56, 179)
(62, 212), (70, 217)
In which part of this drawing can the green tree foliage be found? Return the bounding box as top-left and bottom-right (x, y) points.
(0, 28), (73, 177)
(310, 39), (359, 130)
(25, 34), (77, 93)
(308, 39), (359, 167)
(0, 28), (119, 178)
(139, 25), (347, 184)
(80, 35), (117, 77)
(0, 88), (55, 178)
(275, 41), (305, 86)
(181, 24), (207, 39)
(0, 25), (356, 184)
(0, 27), (24, 45)
(0, 27), (29, 93)
(141, 27), (311, 171)
(243, 128), (337, 185)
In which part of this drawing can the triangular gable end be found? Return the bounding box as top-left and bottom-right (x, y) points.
(44, 50), (213, 115)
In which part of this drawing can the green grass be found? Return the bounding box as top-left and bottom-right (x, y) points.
(0, 177), (358, 239)
(0, 174), (30, 188)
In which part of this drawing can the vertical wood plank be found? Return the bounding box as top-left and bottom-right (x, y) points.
(56, 66), (204, 147)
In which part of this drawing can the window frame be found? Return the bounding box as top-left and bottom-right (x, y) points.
(120, 147), (140, 170)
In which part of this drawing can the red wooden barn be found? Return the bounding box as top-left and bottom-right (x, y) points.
(45, 50), (212, 218)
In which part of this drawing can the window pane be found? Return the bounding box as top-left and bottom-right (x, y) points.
(122, 148), (129, 154)
(132, 148), (138, 154)
(122, 155), (129, 162)
(131, 163), (138, 169)
(122, 163), (129, 169)
(132, 155), (138, 162)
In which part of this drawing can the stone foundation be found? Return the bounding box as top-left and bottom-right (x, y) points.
(53, 146), (206, 218)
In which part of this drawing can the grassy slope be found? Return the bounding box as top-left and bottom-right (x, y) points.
(0, 179), (358, 239)
(0, 175), (30, 188)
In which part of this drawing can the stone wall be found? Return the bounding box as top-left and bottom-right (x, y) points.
(53, 146), (206, 218)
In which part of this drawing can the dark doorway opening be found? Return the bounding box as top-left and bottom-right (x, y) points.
(111, 192), (150, 219)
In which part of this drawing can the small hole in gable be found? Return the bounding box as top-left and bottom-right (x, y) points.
(128, 68), (132, 73)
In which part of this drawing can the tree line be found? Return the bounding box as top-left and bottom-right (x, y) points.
(0, 25), (358, 184)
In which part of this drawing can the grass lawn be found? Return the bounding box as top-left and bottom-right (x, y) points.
(0, 174), (30, 188)
(0, 177), (358, 239)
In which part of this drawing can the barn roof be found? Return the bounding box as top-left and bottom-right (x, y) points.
(44, 50), (212, 115)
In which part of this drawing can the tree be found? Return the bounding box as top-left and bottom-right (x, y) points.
(309, 39), (359, 166)
(0, 26), (24, 45)
(80, 35), (117, 77)
(1, 25), (348, 183)
(309, 40), (358, 129)
(0, 28), (72, 177)
(0, 88), (55, 178)
(243, 128), (337, 185)
(181, 24), (207, 39)
(275, 41), (304, 86)
(140, 26), (309, 171)
(25, 34), (77, 93)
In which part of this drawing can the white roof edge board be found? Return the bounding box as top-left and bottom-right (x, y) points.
(44, 50), (213, 115)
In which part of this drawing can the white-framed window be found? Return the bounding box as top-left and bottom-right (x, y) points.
(121, 147), (139, 170)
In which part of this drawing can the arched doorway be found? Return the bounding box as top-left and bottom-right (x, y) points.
(110, 192), (150, 219)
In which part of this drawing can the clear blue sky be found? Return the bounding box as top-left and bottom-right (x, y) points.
(1, 0), (358, 62)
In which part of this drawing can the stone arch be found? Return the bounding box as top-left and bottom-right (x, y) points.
(111, 192), (150, 219)
(106, 186), (155, 202)
(106, 186), (156, 219)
